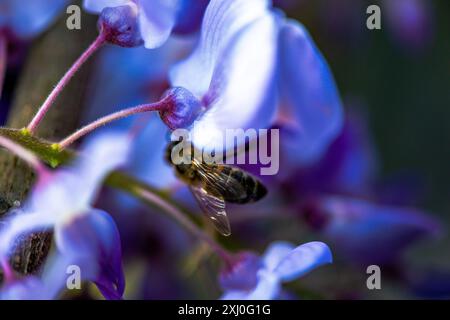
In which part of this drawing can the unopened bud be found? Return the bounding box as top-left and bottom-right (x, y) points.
(159, 87), (203, 130)
(98, 4), (143, 48)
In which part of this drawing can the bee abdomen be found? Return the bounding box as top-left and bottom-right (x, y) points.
(225, 169), (267, 204)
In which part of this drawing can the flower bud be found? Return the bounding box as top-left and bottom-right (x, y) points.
(98, 4), (143, 48)
(159, 87), (204, 130)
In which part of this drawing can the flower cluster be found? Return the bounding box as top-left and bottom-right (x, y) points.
(220, 242), (332, 299)
(0, 0), (445, 301)
(170, 0), (343, 160)
(83, 0), (209, 48)
(0, 133), (129, 299)
(282, 112), (441, 266)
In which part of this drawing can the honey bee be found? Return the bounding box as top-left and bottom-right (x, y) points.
(166, 141), (267, 236)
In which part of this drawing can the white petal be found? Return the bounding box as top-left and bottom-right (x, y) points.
(274, 241), (333, 282)
(190, 13), (279, 152)
(138, 0), (180, 49)
(222, 270), (281, 300)
(31, 132), (131, 220)
(220, 290), (249, 300)
(170, 0), (271, 97)
(65, 131), (131, 206)
(83, 0), (131, 13)
(262, 241), (295, 271)
(0, 212), (54, 258)
(245, 270), (281, 300)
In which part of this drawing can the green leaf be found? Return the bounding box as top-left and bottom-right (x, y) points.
(0, 127), (73, 167)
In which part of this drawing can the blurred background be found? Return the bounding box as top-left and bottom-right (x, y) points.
(274, 0), (450, 299)
(0, 0), (449, 299)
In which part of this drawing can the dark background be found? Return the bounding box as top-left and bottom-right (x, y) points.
(282, 0), (450, 297)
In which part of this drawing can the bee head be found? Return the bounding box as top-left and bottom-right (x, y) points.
(186, 168), (196, 180)
(174, 164), (197, 182)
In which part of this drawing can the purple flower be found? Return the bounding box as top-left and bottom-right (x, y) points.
(57, 209), (125, 299)
(0, 132), (130, 299)
(0, 0), (69, 39)
(1, 250), (92, 300)
(286, 112), (442, 266)
(284, 111), (377, 196)
(220, 241), (332, 300)
(0, 276), (45, 300)
(301, 195), (440, 266)
(170, 0), (343, 159)
(384, 0), (434, 51)
(83, 0), (208, 48)
(81, 39), (195, 189)
(277, 21), (344, 164)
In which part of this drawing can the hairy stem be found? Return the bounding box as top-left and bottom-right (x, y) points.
(26, 32), (106, 134)
(58, 99), (169, 149)
(0, 5), (97, 276)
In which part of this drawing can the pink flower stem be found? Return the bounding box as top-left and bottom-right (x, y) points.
(58, 97), (171, 150)
(138, 188), (234, 266)
(26, 32), (107, 134)
(0, 136), (47, 175)
(0, 33), (7, 100)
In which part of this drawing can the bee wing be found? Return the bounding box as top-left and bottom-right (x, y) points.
(190, 185), (231, 237)
(193, 160), (247, 201)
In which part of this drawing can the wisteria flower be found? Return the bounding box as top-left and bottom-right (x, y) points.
(83, 0), (209, 48)
(220, 241), (332, 300)
(302, 196), (440, 266)
(285, 112), (441, 265)
(1, 243), (112, 300)
(0, 276), (46, 300)
(0, 132), (130, 299)
(81, 38), (196, 189)
(170, 0), (343, 161)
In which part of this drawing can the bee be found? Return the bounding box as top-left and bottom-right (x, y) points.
(166, 141), (267, 236)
